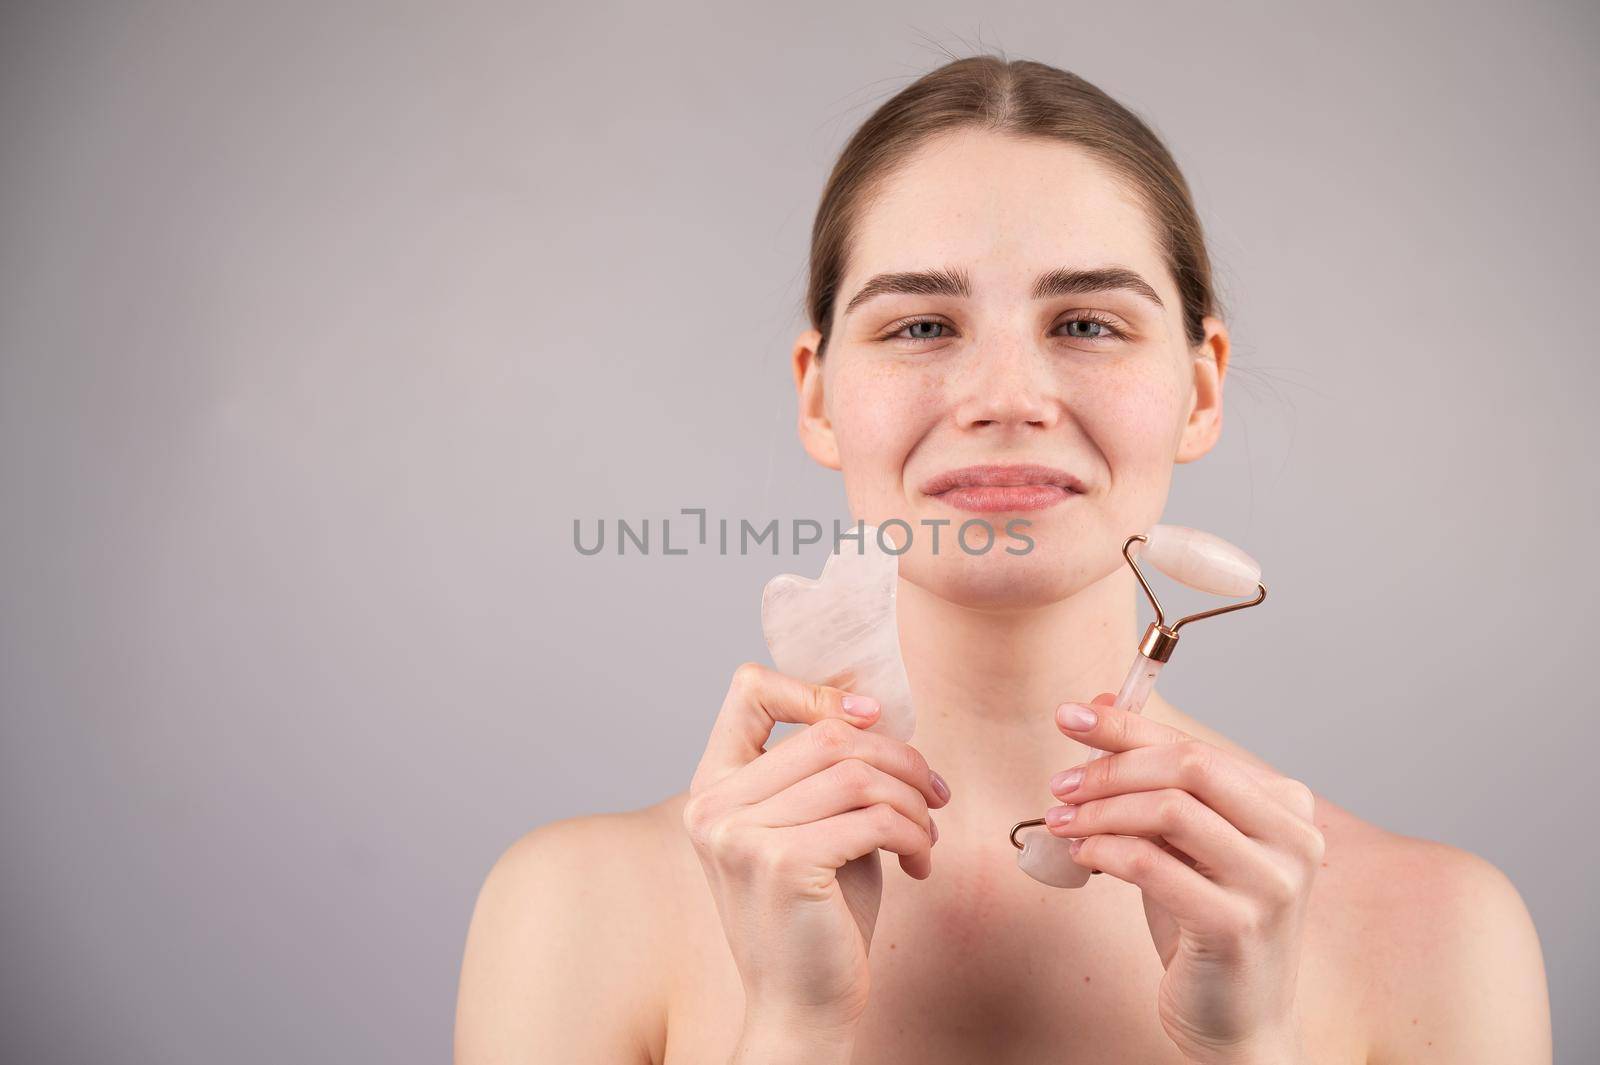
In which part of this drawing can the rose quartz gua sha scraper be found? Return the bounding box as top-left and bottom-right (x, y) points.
(1012, 524), (1267, 889)
(761, 524), (916, 742)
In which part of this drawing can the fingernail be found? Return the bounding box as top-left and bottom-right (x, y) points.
(929, 817), (939, 844)
(1056, 703), (1098, 730)
(1068, 837), (1084, 855)
(842, 695), (879, 718)
(1044, 804), (1077, 827)
(929, 770), (951, 803)
(1050, 766), (1084, 795)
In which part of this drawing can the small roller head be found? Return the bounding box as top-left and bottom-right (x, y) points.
(1016, 829), (1093, 889)
(1134, 524), (1261, 597)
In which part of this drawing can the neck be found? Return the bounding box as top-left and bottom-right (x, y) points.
(894, 567), (1171, 833)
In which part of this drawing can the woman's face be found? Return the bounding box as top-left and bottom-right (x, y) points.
(793, 128), (1228, 609)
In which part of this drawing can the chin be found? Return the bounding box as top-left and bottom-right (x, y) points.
(896, 537), (1101, 612)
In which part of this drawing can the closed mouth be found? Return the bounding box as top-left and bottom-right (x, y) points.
(919, 463), (1087, 497)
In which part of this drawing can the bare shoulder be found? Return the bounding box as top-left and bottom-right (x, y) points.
(1168, 708), (1551, 1063)
(1307, 800), (1551, 1063)
(453, 795), (694, 1065)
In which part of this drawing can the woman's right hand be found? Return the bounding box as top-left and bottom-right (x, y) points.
(682, 661), (949, 1037)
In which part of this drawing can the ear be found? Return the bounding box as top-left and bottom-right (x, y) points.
(792, 328), (841, 471)
(1175, 315), (1229, 465)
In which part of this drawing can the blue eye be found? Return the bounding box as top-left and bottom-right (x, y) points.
(879, 313), (1128, 346)
(1055, 313), (1127, 341)
(884, 318), (952, 342)
(1061, 318), (1110, 339)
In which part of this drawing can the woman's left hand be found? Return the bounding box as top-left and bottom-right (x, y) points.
(1046, 692), (1325, 1065)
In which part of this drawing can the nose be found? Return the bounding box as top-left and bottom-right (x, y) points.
(950, 339), (1060, 431)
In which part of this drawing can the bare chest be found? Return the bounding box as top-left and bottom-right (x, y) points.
(659, 846), (1370, 1065)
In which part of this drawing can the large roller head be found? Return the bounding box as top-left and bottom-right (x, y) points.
(1133, 524), (1261, 597)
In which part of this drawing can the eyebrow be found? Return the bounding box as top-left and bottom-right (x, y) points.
(840, 265), (1166, 318)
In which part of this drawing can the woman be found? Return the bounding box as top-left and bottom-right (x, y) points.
(454, 56), (1551, 1064)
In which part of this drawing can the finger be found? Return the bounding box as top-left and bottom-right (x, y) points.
(1068, 833), (1232, 925)
(1156, 836), (1199, 869)
(1045, 788), (1278, 890)
(1065, 708), (1313, 808)
(1055, 695), (1193, 754)
(781, 802), (934, 880)
(692, 662), (881, 792)
(1259, 773), (1320, 822)
(1048, 739), (1319, 847)
(742, 758), (934, 858)
(742, 759), (937, 880)
(712, 714), (947, 816)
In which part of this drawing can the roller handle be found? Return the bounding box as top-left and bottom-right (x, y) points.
(1084, 653), (1165, 764)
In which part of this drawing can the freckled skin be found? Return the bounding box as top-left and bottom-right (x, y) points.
(797, 129), (1220, 611)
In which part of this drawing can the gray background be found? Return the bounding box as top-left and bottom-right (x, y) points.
(2, 1), (1595, 1061)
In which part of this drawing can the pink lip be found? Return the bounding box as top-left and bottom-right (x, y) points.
(919, 463), (1087, 513)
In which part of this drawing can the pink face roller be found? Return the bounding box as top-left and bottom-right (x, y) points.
(1012, 525), (1268, 889)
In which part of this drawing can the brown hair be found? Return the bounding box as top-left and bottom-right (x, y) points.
(805, 54), (1226, 358)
